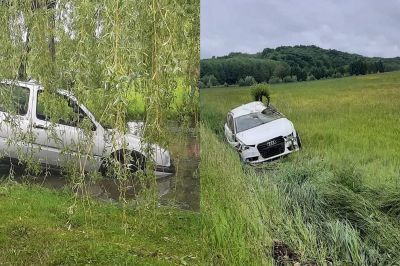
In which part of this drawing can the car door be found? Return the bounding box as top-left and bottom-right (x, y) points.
(224, 113), (238, 147)
(0, 83), (32, 160)
(31, 90), (103, 171)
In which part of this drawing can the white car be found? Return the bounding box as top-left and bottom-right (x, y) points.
(224, 101), (301, 164)
(0, 80), (174, 177)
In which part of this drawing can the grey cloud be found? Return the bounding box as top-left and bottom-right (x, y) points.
(201, 0), (400, 58)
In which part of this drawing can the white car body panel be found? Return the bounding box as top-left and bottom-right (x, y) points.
(0, 80), (173, 177)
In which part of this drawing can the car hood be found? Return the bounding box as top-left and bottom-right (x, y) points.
(236, 118), (294, 145)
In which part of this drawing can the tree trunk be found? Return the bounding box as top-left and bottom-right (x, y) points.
(18, 28), (30, 80)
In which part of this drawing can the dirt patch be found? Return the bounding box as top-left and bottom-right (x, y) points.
(272, 240), (322, 266)
(273, 240), (300, 265)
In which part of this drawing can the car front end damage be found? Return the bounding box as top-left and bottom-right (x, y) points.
(237, 131), (301, 164)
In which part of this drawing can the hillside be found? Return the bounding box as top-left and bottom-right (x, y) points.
(200, 45), (400, 86)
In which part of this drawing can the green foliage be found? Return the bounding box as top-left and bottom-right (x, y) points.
(349, 59), (368, 75)
(200, 56), (278, 84)
(332, 72), (343, 78)
(200, 45), (400, 85)
(200, 74), (219, 87)
(244, 75), (257, 86)
(0, 2), (200, 264)
(198, 80), (206, 89)
(282, 75), (297, 83)
(250, 83), (270, 103)
(268, 76), (281, 84)
(238, 75), (256, 87)
(273, 63), (291, 80)
(307, 74), (316, 81)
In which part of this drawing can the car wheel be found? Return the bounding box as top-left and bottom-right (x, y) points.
(100, 150), (146, 178)
(129, 150), (146, 173)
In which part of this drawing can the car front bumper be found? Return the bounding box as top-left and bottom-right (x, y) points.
(239, 138), (300, 164)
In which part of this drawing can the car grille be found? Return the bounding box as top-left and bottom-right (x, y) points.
(257, 136), (285, 159)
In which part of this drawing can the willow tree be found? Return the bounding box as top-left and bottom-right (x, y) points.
(0, 0), (199, 211)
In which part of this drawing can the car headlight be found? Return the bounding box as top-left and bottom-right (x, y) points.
(285, 133), (296, 143)
(238, 143), (255, 151)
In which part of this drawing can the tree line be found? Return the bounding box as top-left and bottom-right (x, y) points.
(200, 45), (400, 88)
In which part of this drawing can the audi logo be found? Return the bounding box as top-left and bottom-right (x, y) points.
(266, 140), (277, 146)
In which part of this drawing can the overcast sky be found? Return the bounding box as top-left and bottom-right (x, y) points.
(201, 0), (400, 59)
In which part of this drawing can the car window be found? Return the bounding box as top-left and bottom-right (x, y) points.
(36, 92), (86, 128)
(227, 114), (234, 133)
(0, 83), (30, 115)
(235, 112), (280, 133)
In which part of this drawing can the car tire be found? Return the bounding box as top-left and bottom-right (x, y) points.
(100, 150), (146, 178)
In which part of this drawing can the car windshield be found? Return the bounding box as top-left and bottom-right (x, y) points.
(235, 108), (282, 133)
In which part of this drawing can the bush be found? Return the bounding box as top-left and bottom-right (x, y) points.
(237, 78), (245, 86)
(307, 75), (316, 81)
(198, 80), (206, 89)
(268, 76), (281, 84)
(332, 73), (343, 79)
(201, 74), (219, 87)
(282, 75), (297, 83)
(250, 84), (270, 105)
(244, 76), (257, 86)
(238, 76), (257, 87)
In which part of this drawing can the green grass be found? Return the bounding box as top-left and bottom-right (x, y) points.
(201, 71), (400, 264)
(202, 71), (400, 186)
(0, 183), (200, 265)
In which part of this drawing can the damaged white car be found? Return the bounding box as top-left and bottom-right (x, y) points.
(225, 101), (301, 164)
(0, 80), (174, 177)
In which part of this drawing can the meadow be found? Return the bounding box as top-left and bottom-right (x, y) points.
(201, 71), (400, 264)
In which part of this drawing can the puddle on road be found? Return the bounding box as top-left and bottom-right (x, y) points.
(0, 128), (200, 211)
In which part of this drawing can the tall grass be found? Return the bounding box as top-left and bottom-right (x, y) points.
(200, 124), (270, 265)
(201, 72), (400, 264)
(201, 72), (400, 186)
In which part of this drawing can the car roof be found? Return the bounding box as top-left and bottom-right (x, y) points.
(0, 79), (41, 89)
(0, 80), (73, 96)
(230, 101), (267, 118)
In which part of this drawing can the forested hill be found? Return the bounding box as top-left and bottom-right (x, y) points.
(200, 45), (400, 87)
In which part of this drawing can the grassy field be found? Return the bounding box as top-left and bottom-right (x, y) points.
(0, 183), (200, 265)
(201, 71), (400, 264)
(202, 71), (400, 186)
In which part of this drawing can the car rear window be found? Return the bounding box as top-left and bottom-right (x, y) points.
(0, 83), (30, 115)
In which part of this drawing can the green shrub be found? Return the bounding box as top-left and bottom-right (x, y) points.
(250, 83), (270, 104)
(198, 80), (206, 89)
(237, 78), (245, 86)
(269, 76), (282, 84)
(201, 74), (219, 87)
(244, 76), (257, 86)
(283, 75), (297, 83)
(238, 76), (257, 87)
(307, 75), (316, 81)
(333, 73), (343, 78)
